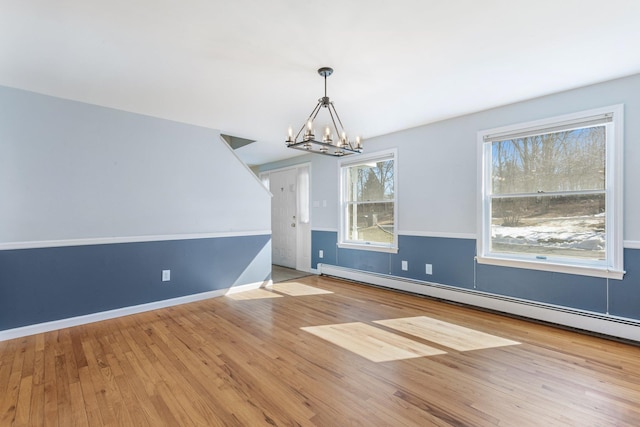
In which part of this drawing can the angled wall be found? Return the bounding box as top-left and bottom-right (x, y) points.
(0, 86), (271, 334)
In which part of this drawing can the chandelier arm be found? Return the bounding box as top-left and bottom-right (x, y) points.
(310, 102), (323, 122)
(329, 103), (347, 135)
(328, 103), (355, 148)
(295, 102), (322, 141)
(326, 105), (342, 140)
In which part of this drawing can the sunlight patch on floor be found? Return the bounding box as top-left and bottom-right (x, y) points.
(268, 282), (333, 296)
(301, 322), (446, 362)
(226, 289), (283, 300)
(374, 316), (520, 351)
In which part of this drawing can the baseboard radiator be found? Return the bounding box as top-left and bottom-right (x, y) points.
(318, 264), (640, 343)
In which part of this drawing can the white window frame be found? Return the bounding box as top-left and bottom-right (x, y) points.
(477, 105), (624, 280)
(339, 149), (398, 253)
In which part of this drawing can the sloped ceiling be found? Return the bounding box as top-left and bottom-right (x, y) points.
(2, 0), (640, 166)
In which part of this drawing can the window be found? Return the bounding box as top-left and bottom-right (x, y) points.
(339, 150), (397, 253)
(477, 105), (624, 279)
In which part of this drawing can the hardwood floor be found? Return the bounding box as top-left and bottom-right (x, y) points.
(271, 265), (311, 283)
(1, 275), (640, 426)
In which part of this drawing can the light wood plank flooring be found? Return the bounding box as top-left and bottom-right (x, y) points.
(1, 275), (640, 426)
(271, 265), (311, 283)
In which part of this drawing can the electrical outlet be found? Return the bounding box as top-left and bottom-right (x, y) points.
(162, 270), (171, 282)
(319, 250), (324, 259)
(425, 264), (433, 275)
(401, 260), (408, 271)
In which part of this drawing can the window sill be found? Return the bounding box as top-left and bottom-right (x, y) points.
(338, 242), (398, 254)
(476, 255), (624, 280)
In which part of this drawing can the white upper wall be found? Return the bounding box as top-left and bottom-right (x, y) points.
(268, 73), (640, 241)
(0, 86), (271, 244)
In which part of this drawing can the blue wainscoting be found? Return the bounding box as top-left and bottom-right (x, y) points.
(312, 230), (338, 268)
(311, 230), (640, 321)
(337, 247), (391, 275)
(312, 232), (475, 288)
(390, 235), (476, 289)
(609, 248), (640, 319)
(475, 264), (607, 313)
(0, 234), (271, 331)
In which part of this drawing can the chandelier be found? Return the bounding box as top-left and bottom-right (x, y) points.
(286, 67), (363, 156)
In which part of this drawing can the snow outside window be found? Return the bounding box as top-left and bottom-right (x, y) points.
(477, 105), (624, 279)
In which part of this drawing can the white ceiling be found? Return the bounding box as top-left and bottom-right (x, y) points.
(2, 1), (640, 166)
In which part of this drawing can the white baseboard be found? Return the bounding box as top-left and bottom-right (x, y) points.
(225, 281), (270, 295)
(0, 281), (267, 342)
(318, 264), (640, 342)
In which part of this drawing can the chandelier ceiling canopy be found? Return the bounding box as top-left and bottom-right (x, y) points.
(286, 67), (362, 157)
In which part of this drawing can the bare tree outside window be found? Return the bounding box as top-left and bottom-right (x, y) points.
(490, 126), (606, 260)
(479, 105), (623, 278)
(344, 158), (395, 246)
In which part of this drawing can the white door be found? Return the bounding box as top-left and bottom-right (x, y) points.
(271, 168), (298, 268)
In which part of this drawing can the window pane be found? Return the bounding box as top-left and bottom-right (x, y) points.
(346, 202), (394, 244)
(491, 126), (605, 195)
(346, 160), (395, 202)
(490, 194), (605, 260)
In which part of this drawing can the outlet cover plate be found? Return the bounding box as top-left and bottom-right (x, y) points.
(162, 270), (171, 282)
